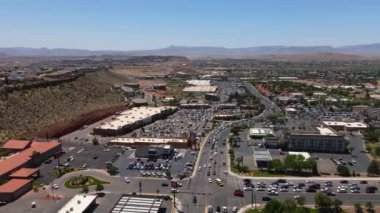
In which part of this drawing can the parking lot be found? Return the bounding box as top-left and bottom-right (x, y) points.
(236, 177), (380, 198)
(128, 109), (213, 138)
(37, 141), (123, 184)
(114, 148), (198, 179)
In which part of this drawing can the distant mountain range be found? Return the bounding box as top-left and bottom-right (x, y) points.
(1, 43), (380, 58)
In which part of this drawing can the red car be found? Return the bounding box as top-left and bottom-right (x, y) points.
(233, 189), (244, 197)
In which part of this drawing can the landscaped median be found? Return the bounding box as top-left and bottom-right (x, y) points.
(64, 175), (110, 189)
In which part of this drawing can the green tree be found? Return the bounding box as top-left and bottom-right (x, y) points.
(282, 199), (297, 213)
(365, 202), (374, 213)
(95, 184), (104, 192)
(375, 147), (380, 157)
(367, 160), (380, 176)
(81, 185), (89, 194)
(92, 138), (99, 145)
(295, 195), (306, 207)
(332, 199), (343, 213)
(337, 165), (351, 177)
(269, 159), (284, 172)
(236, 156), (243, 167)
(314, 192), (332, 210)
(263, 199), (283, 213)
(106, 164), (119, 176)
(354, 203), (363, 213)
(303, 158), (316, 173)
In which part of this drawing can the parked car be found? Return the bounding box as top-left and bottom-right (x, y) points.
(262, 196), (271, 201)
(233, 189), (244, 197)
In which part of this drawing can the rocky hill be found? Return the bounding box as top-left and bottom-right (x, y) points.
(0, 70), (127, 142)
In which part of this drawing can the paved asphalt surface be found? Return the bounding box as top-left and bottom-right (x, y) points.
(3, 81), (380, 213)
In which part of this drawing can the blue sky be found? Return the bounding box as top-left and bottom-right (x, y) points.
(0, 0), (379, 50)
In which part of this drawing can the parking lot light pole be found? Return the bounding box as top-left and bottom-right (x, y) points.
(251, 188), (257, 209)
(251, 189), (253, 208)
(173, 189), (176, 207)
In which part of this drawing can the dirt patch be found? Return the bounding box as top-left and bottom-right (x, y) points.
(317, 159), (337, 175)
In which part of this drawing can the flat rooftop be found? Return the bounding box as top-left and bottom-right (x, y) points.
(2, 140), (31, 150)
(0, 179), (32, 193)
(316, 127), (337, 136)
(10, 168), (39, 178)
(111, 195), (163, 213)
(97, 106), (176, 130)
(249, 128), (274, 136)
(182, 85), (218, 93)
(288, 151), (311, 159)
(322, 121), (368, 129)
(288, 126), (340, 137)
(110, 137), (187, 144)
(253, 148), (272, 161)
(58, 194), (97, 213)
(186, 80), (211, 86)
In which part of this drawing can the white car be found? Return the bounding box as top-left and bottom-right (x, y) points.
(243, 186), (253, 191)
(232, 207), (238, 213)
(53, 184), (59, 189)
(337, 188), (347, 193)
(198, 167), (202, 171)
(204, 164), (207, 168)
(31, 201), (37, 208)
(208, 178), (212, 183)
(222, 206), (228, 212)
(124, 177), (130, 183)
(268, 190), (279, 196)
(171, 188), (179, 193)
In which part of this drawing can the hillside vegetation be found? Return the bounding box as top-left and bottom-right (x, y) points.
(0, 70), (126, 142)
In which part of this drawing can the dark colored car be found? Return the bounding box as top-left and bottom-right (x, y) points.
(366, 186), (378, 193)
(277, 179), (287, 183)
(310, 183), (321, 189)
(340, 180), (349, 184)
(262, 196), (272, 201)
(306, 188), (317, 193)
(360, 180), (368, 184)
(193, 196), (197, 204)
(161, 183), (168, 187)
(324, 191), (335, 196)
